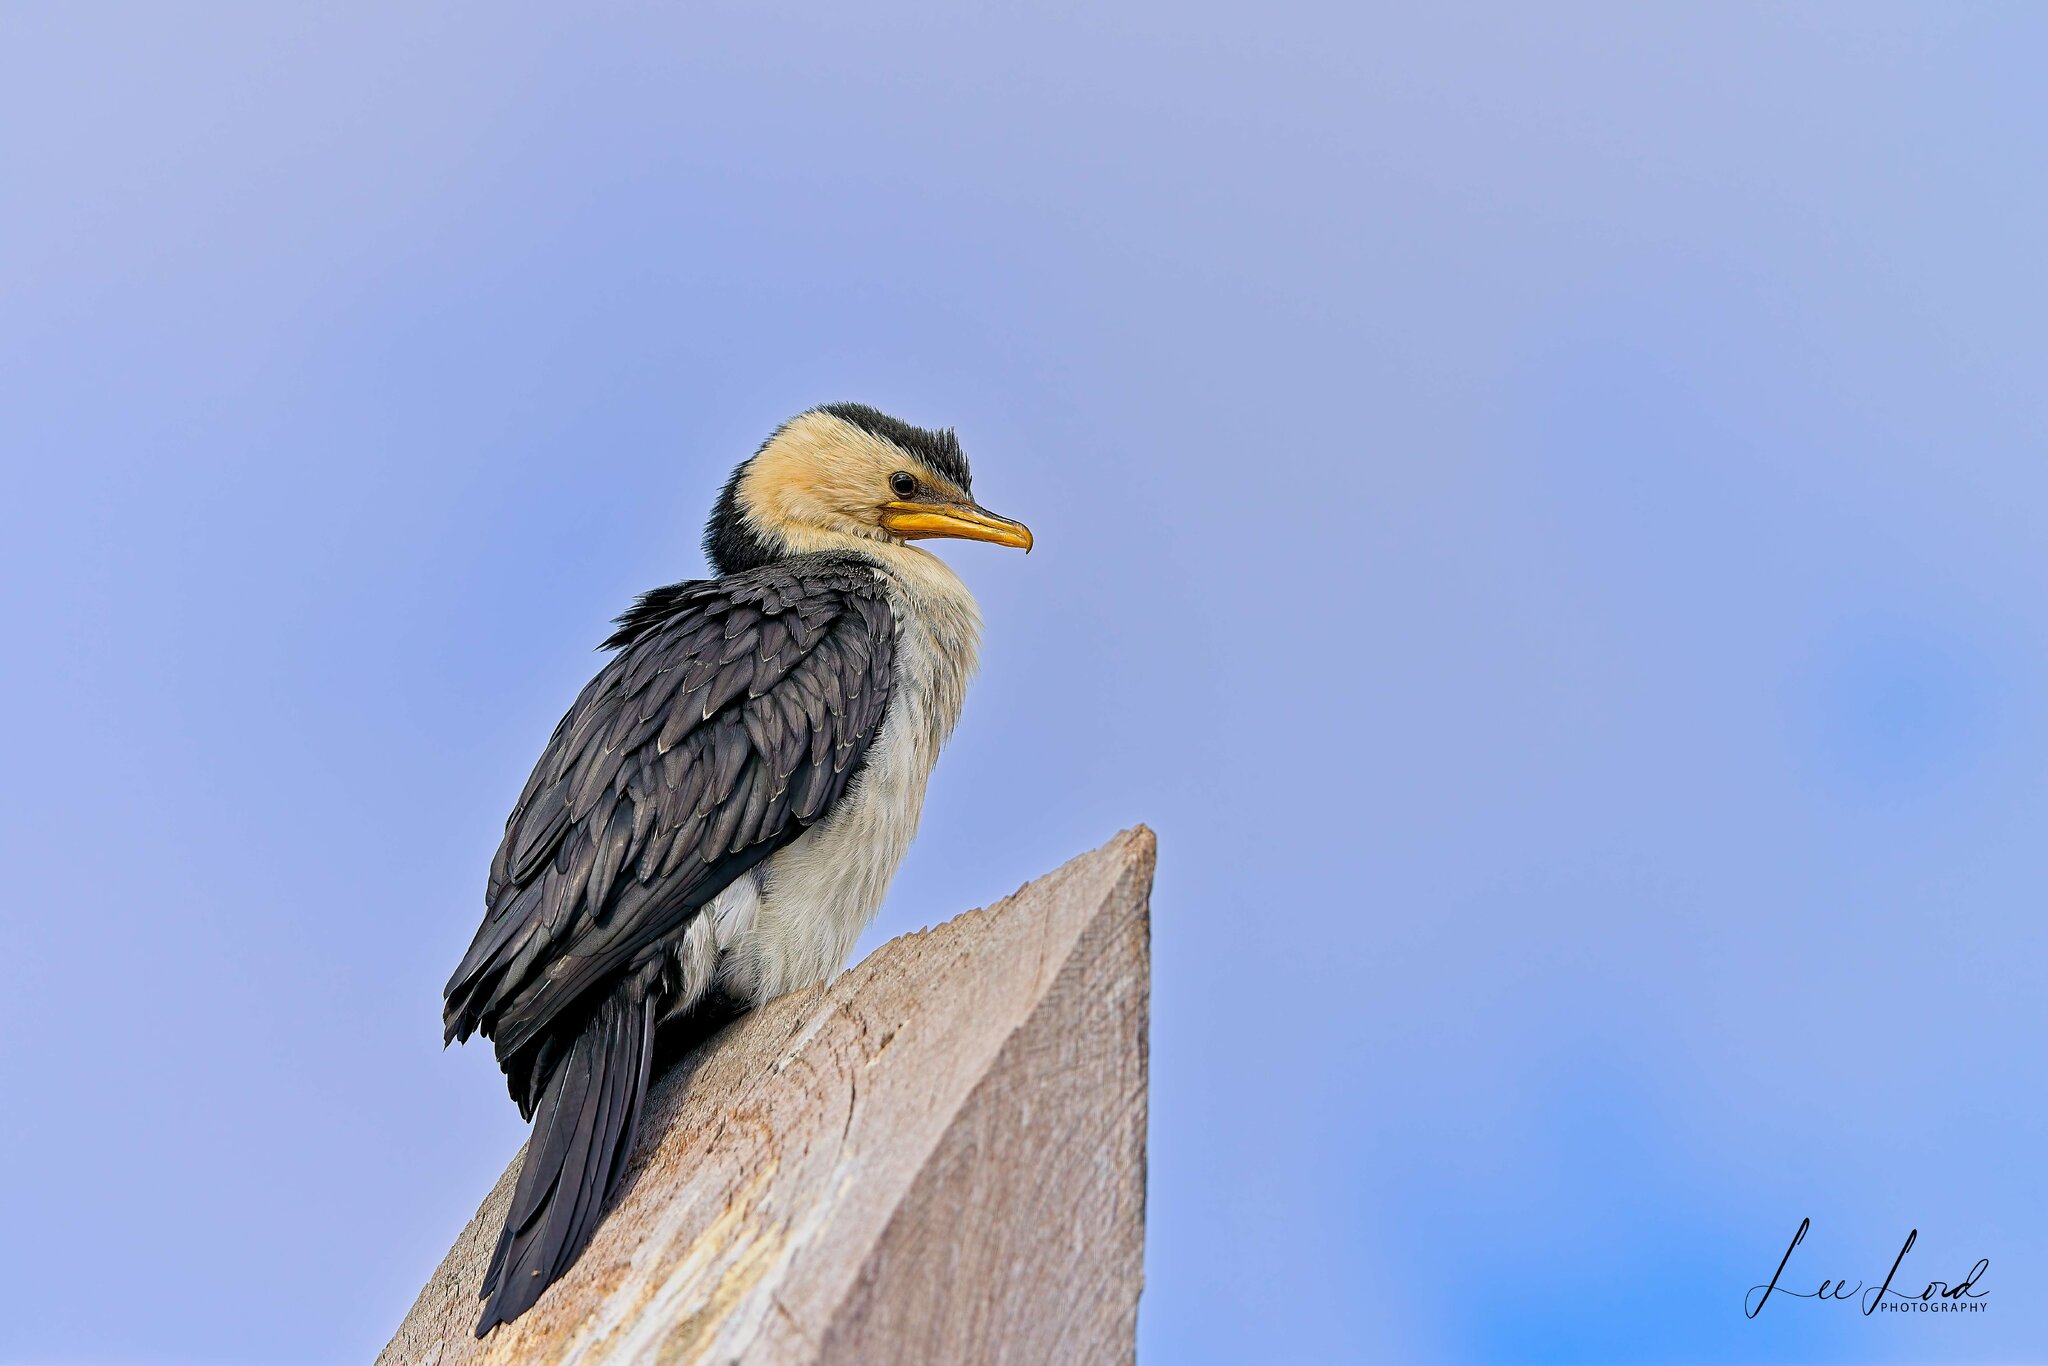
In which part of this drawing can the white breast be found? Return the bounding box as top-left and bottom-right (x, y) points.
(711, 547), (982, 1005)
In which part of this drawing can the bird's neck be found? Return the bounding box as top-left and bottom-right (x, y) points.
(847, 539), (983, 754)
(765, 524), (974, 620)
(720, 517), (984, 741)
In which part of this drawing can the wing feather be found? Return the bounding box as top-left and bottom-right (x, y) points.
(445, 555), (897, 1077)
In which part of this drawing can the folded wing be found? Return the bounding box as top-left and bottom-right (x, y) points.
(444, 554), (896, 1112)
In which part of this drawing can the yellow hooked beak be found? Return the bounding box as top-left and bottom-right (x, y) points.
(880, 501), (1034, 551)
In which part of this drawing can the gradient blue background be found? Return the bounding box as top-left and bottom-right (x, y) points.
(3, 5), (2043, 1362)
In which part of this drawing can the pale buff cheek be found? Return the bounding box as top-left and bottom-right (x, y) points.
(737, 411), (970, 548)
(740, 414), (893, 537)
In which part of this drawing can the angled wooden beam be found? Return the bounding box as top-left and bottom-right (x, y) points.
(381, 827), (1154, 1366)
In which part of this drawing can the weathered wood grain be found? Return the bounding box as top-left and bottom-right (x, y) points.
(380, 827), (1154, 1366)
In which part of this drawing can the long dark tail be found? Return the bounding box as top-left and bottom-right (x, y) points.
(476, 975), (662, 1337)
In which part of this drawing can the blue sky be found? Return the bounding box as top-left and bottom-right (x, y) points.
(2, 5), (2044, 1362)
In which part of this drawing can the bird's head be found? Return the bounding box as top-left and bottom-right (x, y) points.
(704, 403), (1033, 574)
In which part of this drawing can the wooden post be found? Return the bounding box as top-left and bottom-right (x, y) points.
(381, 827), (1154, 1366)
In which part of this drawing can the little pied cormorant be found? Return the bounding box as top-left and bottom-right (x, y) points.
(443, 403), (1032, 1336)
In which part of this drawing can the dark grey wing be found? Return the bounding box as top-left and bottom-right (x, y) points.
(443, 555), (896, 1107)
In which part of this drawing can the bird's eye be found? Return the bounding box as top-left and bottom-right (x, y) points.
(889, 471), (917, 498)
